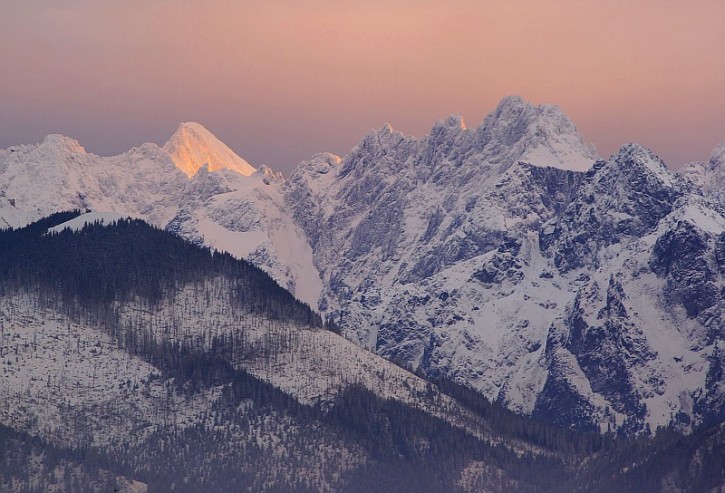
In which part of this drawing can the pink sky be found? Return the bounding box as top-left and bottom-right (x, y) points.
(1, 0), (724, 173)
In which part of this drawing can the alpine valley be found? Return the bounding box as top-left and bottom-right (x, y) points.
(2, 96), (725, 492)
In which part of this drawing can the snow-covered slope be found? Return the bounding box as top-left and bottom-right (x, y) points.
(474, 95), (599, 171)
(165, 166), (322, 307)
(0, 287), (485, 449)
(531, 144), (725, 432)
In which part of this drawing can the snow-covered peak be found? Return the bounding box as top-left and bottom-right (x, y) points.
(163, 122), (256, 178)
(679, 141), (725, 200)
(489, 94), (534, 118)
(306, 96), (595, 184)
(378, 122), (394, 135)
(540, 143), (682, 273)
(257, 165), (285, 183)
(708, 141), (725, 168)
(579, 143), (681, 215)
(677, 195), (725, 235)
(608, 143), (674, 187)
(285, 153), (341, 204)
(339, 123), (418, 178)
(476, 96), (598, 171)
(294, 153), (341, 176)
(361, 123), (409, 148)
(435, 114), (467, 131)
(679, 161), (708, 189)
(40, 134), (87, 154)
(428, 114), (467, 143)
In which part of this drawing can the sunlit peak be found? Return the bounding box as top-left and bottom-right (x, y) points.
(163, 122), (256, 178)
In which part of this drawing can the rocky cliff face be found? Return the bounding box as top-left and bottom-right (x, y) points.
(284, 100), (725, 433)
(532, 146), (725, 432)
(284, 96), (600, 421)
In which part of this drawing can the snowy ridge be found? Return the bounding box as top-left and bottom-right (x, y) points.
(0, 139), (186, 228)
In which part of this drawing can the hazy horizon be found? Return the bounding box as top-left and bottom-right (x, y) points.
(2, 0), (724, 173)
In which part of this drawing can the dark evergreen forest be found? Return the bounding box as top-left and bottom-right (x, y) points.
(0, 210), (321, 327)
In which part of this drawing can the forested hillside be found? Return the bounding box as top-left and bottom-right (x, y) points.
(1, 213), (723, 492)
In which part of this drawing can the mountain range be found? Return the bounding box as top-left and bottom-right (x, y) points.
(1, 95), (725, 442)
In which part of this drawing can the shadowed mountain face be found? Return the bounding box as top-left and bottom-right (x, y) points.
(1, 96), (725, 436)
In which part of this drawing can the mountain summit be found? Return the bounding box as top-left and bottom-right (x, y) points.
(680, 140), (725, 200)
(163, 122), (256, 177)
(475, 95), (599, 171)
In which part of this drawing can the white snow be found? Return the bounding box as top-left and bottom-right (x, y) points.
(620, 143), (674, 187)
(47, 211), (135, 233)
(189, 171), (323, 308)
(679, 141), (725, 204)
(681, 199), (725, 234)
(197, 216), (269, 257)
(480, 96), (599, 171)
